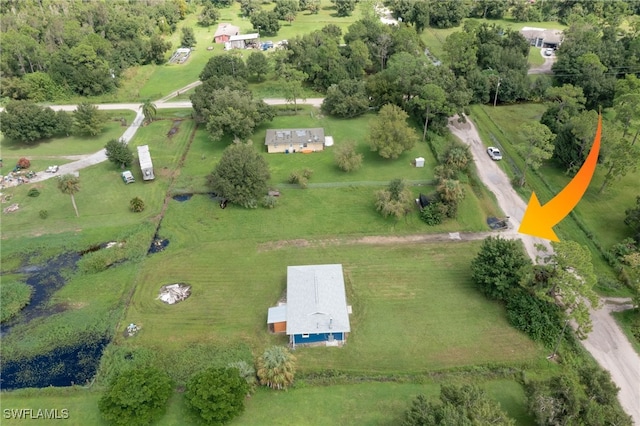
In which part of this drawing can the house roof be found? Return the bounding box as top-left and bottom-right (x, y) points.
(286, 264), (351, 335)
(519, 27), (563, 44)
(265, 128), (325, 146)
(214, 23), (240, 38)
(267, 305), (287, 324)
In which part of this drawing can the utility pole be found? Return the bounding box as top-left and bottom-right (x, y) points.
(493, 77), (501, 107)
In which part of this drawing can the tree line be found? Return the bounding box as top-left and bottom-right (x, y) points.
(1, 0), (185, 100)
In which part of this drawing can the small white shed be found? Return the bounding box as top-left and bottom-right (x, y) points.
(415, 157), (425, 168)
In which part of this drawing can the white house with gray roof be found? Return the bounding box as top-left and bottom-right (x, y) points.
(267, 264), (351, 347)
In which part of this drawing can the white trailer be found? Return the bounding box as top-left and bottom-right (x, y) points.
(137, 145), (154, 180)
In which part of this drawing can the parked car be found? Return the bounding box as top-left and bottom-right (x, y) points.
(544, 48), (554, 56)
(487, 147), (503, 161)
(121, 170), (135, 184)
(46, 165), (59, 173)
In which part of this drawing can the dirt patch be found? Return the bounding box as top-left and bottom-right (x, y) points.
(167, 120), (183, 138)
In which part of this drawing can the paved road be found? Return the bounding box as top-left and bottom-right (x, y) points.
(448, 115), (640, 424)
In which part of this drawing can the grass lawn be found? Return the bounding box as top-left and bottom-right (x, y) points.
(0, 378), (534, 426)
(468, 103), (638, 295)
(528, 47), (545, 66)
(612, 309), (640, 356)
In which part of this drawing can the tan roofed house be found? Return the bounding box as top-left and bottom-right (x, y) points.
(265, 128), (325, 153)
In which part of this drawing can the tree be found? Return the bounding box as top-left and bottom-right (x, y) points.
(334, 141), (363, 172)
(207, 144), (270, 208)
(250, 11), (280, 36)
(240, 0), (262, 17)
(301, 0), (320, 14)
(0, 101), (68, 143)
(191, 87), (274, 141)
(72, 103), (106, 136)
(443, 32), (478, 78)
(471, 237), (531, 300)
(184, 367), (248, 425)
(599, 127), (639, 193)
(141, 99), (157, 125)
(256, 346), (296, 390)
(98, 368), (173, 426)
(198, 4), (220, 26)
(411, 83), (448, 142)
(516, 122), (555, 187)
(246, 51), (269, 82)
(200, 54), (247, 81)
(57, 174), (81, 218)
(436, 179), (464, 218)
(322, 79), (369, 118)
(442, 143), (472, 173)
(273, 0), (298, 20)
(624, 196), (640, 235)
(279, 65), (307, 114)
(533, 241), (599, 340)
(403, 384), (515, 426)
(105, 139), (134, 169)
(527, 375), (583, 426)
(429, 0), (468, 28)
(331, 0), (356, 17)
(375, 178), (414, 220)
(180, 27), (196, 48)
(369, 104), (419, 159)
(146, 34), (172, 65)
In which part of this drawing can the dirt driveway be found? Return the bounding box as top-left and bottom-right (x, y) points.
(448, 115), (640, 424)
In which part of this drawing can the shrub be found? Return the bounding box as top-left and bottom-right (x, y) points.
(288, 169), (311, 188)
(129, 197), (145, 212)
(39, 209), (48, 219)
(262, 195), (278, 209)
(27, 188), (40, 197)
(334, 141), (363, 172)
(98, 368), (173, 426)
(419, 202), (446, 226)
(185, 367), (248, 425)
(505, 289), (564, 348)
(17, 157), (31, 169)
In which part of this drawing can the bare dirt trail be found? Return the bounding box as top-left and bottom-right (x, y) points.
(448, 115), (640, 424)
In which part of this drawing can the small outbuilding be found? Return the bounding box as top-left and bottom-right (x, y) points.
(415, 157), (425, 167)
(213, 23), (240, 44)
(267, 305), (287, 333)
(225, 33), (260, 50)
(265, 128), (325, 154)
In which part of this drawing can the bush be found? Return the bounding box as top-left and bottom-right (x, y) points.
(27, 188), (40, 197)
(505, 289), (564, 348)
(129, 197), (145, 212)
(39, 209), (48, 219)
(334, 141), (363, 172)
(17, 157), (31, 169)
(288, 169), (312, 189)
(262, 195), (278, 209)
(185, 367), (248, 425)
(419, 202), (446, 226)
(98, 368), (173, 426)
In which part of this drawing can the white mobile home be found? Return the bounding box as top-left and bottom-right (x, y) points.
(137, 145), (154, 181)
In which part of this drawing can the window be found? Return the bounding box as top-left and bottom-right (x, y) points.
(303, 143), (308, 148)
(302, 333), (309, 338)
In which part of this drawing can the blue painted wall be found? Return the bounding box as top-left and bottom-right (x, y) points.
(293, 332), (344, 344)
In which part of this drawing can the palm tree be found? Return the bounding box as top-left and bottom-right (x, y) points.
(141, 99), (157, 124)
(256, 346), (296, 390)
(57, 174), (80, 217)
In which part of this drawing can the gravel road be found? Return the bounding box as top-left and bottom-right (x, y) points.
(448, 115), (640, 424)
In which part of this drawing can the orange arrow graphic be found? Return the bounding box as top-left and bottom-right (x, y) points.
(519, 114), (601, 241)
